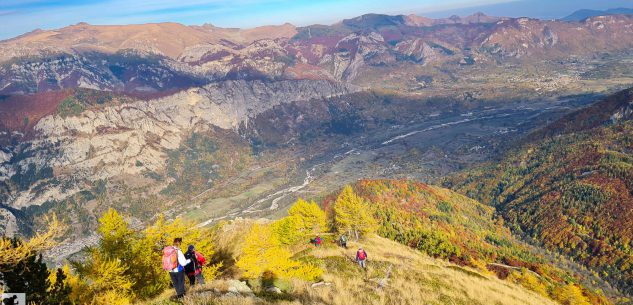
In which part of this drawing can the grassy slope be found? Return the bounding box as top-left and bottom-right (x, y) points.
(148, 235), (556, 305)
(145, 180), (609, 305)
(344, 179), (609, 303)
(443, 90), (633, 297)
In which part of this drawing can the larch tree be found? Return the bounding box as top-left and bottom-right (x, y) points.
(0, 214), (64, 270)
(287, 198), (326, 235)
(236, 223), (322, 281)
(332, 185), (377, 240)
(273, 198), (327, 245)
(73, 209), (220, 302)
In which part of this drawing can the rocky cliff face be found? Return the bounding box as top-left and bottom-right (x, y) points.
(0, 80), (358, 218)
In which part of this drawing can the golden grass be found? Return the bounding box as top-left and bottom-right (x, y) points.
(294, 236), (558, 305)
(147, 235), (558, 305)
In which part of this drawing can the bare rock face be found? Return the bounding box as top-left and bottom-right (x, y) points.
(611, 100), (633, 123)
(0, 79), (359, 211)
(0, 208), (17, 236)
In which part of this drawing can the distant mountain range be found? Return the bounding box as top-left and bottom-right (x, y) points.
(2, 12), (633, 95)
(562, 7), (633, 21)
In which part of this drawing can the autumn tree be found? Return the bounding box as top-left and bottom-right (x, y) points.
(273, 199), (326, 245)
(73, 208), (220, 302)
(551, 284), (592, 305)
(272, 215), (301, 245)
(48, 268), (73, 305)
(507, 268), (549, 298)
(0, 214), (64, 269)
(332, 185), (377, 240)
(288, 199), (326, 234)
(0, 241), (50, 304)
(236, 223), (322, 281)
(72, 250), (134, 304)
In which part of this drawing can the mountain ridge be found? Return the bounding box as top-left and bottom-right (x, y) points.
(3, 12), (633, 95)
(562, 8), (633, 22)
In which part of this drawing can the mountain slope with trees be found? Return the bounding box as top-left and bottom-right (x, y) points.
(2, 181), (613, 304)
(444, 87), (633, 296)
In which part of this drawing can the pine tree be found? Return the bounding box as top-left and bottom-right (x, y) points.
(332, 185), (377, 240)
(0, 240), (50, 304)
(48, 268), (72, 305)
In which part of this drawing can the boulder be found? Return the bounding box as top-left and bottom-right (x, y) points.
(265, 286), (282, 294)
(226, 279), (255, 296)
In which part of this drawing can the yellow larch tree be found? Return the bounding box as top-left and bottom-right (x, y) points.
(236, 223), (322, 281)
(332, 185), (377, 240)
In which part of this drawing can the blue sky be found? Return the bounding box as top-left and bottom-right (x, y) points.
(1, 0), (632, 40)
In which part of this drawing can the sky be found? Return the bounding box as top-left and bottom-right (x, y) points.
(1, 0), (632, 40)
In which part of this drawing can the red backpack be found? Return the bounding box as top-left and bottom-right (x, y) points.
(357, 250), (367, 260)
(162, 246), (178, 271)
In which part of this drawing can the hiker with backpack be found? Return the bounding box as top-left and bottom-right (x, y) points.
(356, 247), (368, 270)
(315, 235), (322, 247)
(162, 238), (191, 298)
(184, 245), (207, 286)
(339, 234), (348, 249)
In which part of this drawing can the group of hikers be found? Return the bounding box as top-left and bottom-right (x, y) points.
(163, 234), (369, 298)
(341, 234), (368, 270)
(312, 233), (368, 270)
(162, 238), (207, 299)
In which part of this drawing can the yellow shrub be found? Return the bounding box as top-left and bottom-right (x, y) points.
(552, 284), (592, 305)
(91, 290), (131, 305)
(507, 269), (549, 298)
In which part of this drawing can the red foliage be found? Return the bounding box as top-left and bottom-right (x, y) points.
(0, 90), (72, 136)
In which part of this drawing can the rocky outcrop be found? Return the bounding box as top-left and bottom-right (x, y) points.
(611, 100), (633, 123)
(0, 79), (359, 210)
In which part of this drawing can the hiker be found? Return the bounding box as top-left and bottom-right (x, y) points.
(315, 235), (322, 247)
(356, 247), (368, 270)
(163, 237), (191, 298)
(339, 234), (348, 249)
(184, 245), (207, 286)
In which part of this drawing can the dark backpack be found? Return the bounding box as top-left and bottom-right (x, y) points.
(184, 251), (198, 273)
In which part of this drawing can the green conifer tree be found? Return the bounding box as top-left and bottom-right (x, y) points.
(48, 268), (73, 305)
(0, 240), (50, 304)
